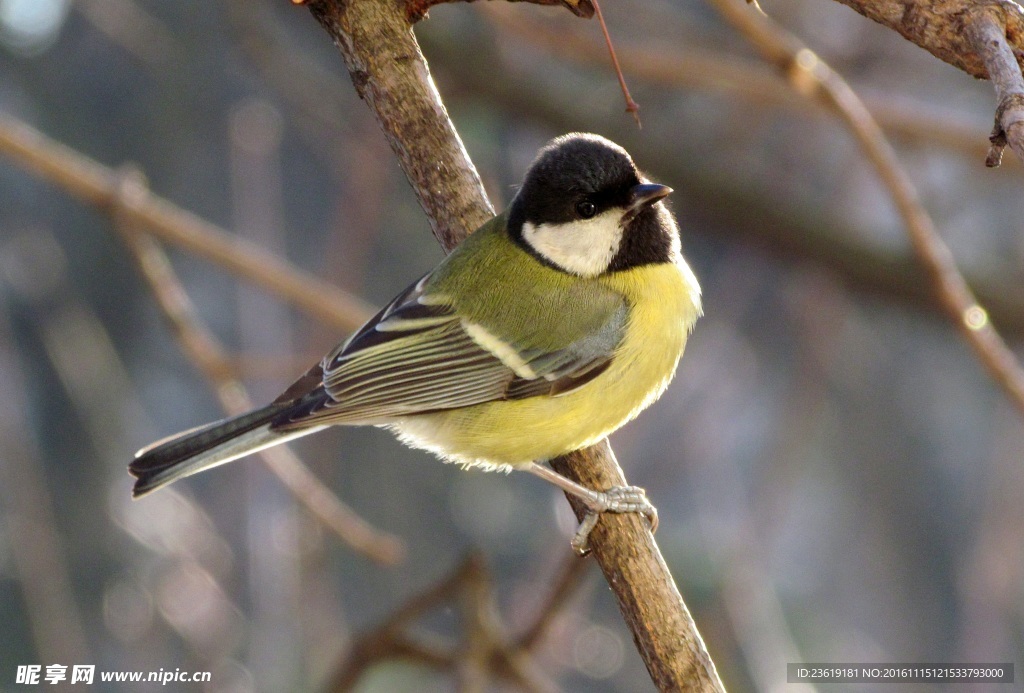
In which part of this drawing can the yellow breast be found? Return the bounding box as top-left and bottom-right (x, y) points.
(391, 260), (702, 469)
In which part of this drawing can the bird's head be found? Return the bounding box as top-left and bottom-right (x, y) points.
(508, 133), (678, 277)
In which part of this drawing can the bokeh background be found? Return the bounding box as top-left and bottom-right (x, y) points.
(1, 0), (1023, 691)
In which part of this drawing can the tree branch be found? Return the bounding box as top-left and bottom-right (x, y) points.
(551, 442), (725, 690)
(965, 8), (1024, 166)
(514, 552), (591, 650)
(826, 0), (1024, 79)
(825, 0), (1024, 165)
(405, 0), (594, 23)
(325, 552), (566, 691)
(0, 109), (404, 561)
(303, 0), (725, 688)
(0, 310), (91, 667)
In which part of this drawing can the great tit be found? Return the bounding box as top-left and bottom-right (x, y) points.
(130, 133), (702, 550)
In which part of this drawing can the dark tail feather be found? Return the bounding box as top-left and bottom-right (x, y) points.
(130, 402), (306, 498)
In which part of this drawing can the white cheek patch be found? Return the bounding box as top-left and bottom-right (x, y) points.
(521, 209), (624, 277)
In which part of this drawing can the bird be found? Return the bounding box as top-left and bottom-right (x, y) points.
(130, 132), (702, 552)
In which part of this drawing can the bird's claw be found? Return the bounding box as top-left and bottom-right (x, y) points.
(571, 485), (659, 555)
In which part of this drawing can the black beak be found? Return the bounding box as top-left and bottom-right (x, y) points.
(624, 183), (672, 222)
(628, 183), (672, 210)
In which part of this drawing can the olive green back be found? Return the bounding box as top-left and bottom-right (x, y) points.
(426, 214), (625, 353)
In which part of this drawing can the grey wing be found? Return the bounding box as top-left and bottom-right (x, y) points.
(275, 274), (627, 426)
(504, 308), (626, 399)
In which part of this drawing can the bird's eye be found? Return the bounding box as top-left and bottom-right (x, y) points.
(575, 200), (597, 219)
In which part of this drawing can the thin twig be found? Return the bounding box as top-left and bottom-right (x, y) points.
(110, 169), (404, 565)
(708, 0), (1024, 419)
(965, 9), (1024, 166)
(0, 112), (373, 333)
(591, 0), (641, 126)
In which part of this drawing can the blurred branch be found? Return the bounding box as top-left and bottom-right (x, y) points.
(305, 0), (494, 250)
(0, 308), (91, 667)
(514, 552), (590, 650)
(0, 112), (373, 333)
(74, 0), (182, 67)
(1, 228), (250, 657)
(223, 0), (393, 301)
(304, 0), (724, 688)
(707, 0), (1024, 418)
(326, 552), (581, 691)
(456, 557), (556, 692)
(110, 170), (404, 566)
(0, 111), (401, 558)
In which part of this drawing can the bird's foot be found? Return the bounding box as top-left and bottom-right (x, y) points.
(524, 463), (659, 555)
(571, 485), (658, 555)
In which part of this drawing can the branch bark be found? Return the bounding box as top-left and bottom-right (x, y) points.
(551, 442), (725, 690)
(405, 0), (594, 22)
(304, 0), (724, 689)
(827, 0), (1024, 78)
(965, 9), (1024, 166)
